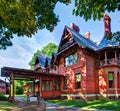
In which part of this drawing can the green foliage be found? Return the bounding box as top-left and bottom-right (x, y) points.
(29, 49), (41, 69)
(0, 0), (70, 50)
(0, 94), (8, 101)
(16, 86), (23, 94)
(29, 43), (58, 69)
(112, 31), (120, 41)
(41, 43), (58, 57)
(14, 80), (26, 94)
(73, 0), (120, 21)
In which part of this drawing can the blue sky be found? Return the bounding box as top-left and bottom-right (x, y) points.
(0, 2), (120, 80)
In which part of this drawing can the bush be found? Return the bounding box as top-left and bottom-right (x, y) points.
(0, 94), (7, 101)
(16, 86), (23, 94)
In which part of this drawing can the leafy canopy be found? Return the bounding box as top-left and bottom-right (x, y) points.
(29, 43), (58, 69)
(0, 0), (70, 50)
(73, 0), (120, 21)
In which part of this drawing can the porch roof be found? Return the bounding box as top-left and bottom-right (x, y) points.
(1, 67), (66, 79)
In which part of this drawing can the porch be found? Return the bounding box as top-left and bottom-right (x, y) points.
(1, 67), (65, 102)
(96, 49), (120, 67)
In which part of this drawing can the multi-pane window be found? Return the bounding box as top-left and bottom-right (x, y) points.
(54, 78), (60, 90)
(42, 81), (52, 91)
(75, 74), (81, 89)
(65, 53), (77, 66)
(108, 72), (114, 88)
(63, 77), (67, 90)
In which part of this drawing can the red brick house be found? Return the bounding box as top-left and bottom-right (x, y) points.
(1, 14), (120, 101)
(0, 79), (8, 94)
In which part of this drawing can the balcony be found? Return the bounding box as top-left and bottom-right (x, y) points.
(96, 58), (120, 67)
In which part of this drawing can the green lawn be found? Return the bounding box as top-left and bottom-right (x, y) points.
(0, 94), (26, 111)
(15, 94), (27, 98)
(47, 99), (120, 111)
(0, 101), (15, 111)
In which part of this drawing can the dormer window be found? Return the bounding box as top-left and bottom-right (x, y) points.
(65, 53), (77, 67)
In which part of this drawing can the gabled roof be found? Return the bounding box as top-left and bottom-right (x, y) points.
(36, 54), (52, 69)
(51, 52), (57, 64)
(97, 35), (120, 50)
(59, 26), (120, 52)
(66, 26), (98, 51)
(52, 52), (57, 58)
(57, 26), (97, 51)
(46, 57), (51, 66)
(36, 54), (46, 69)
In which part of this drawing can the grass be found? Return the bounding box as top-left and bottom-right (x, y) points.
(47, 99), (120, 111)
(15, 94), (27, 98)
(0, 101), (15, 111)
(0, 94), (26, 111)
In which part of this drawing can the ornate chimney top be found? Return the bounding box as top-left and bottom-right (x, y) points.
(85, 31), (90, 39)
(103, 14), (112, 38)
(70, 23), (80, 33)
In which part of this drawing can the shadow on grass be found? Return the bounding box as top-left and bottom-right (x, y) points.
(47, 99), (120, 110)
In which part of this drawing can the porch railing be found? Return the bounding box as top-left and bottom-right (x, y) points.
(96, 58), (120, 67)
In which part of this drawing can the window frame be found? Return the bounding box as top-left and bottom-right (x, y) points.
(65, 52), (77, 67)
(42, 80), (52, 91)
(108, 72), (114, 89)
(63, 77), (67, 90)
(75, 73), (81, 89)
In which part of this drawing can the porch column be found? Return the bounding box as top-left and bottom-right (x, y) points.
(105, 51), (107, 64)
(9, 73), (14, 102)
(33, 79), (35, 96)
(52, 77), (55, 98)
(115, 51), (117, 64)
(38, 77), (42, 100)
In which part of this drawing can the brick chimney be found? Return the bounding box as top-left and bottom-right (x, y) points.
(85, 31), (90, 39)
(70, 23), (80, 33)
(103, 14), (111, 37)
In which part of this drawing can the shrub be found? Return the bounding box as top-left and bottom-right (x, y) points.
(16, 86), (23, 94)
(0, 94), (7, 101)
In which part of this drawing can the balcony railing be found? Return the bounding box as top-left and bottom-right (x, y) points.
(96, 58), (120, 67)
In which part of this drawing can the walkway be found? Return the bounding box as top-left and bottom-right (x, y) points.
(13, 98), (114, 111)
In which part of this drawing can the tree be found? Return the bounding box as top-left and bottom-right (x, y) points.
(73, 0), (120, 21)
(14, 80), (26, 94)
(0, 0), (70, 50)
(29, 43), (58, 69)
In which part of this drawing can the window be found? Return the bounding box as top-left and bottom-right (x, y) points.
(108, 72), (114, 88)
(42, 81), (52, 91)
(54, 78), (60, 90)
(63, 77), (67, 90)
(65, 53), (77, 66)
(75, 74), (81, 89)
